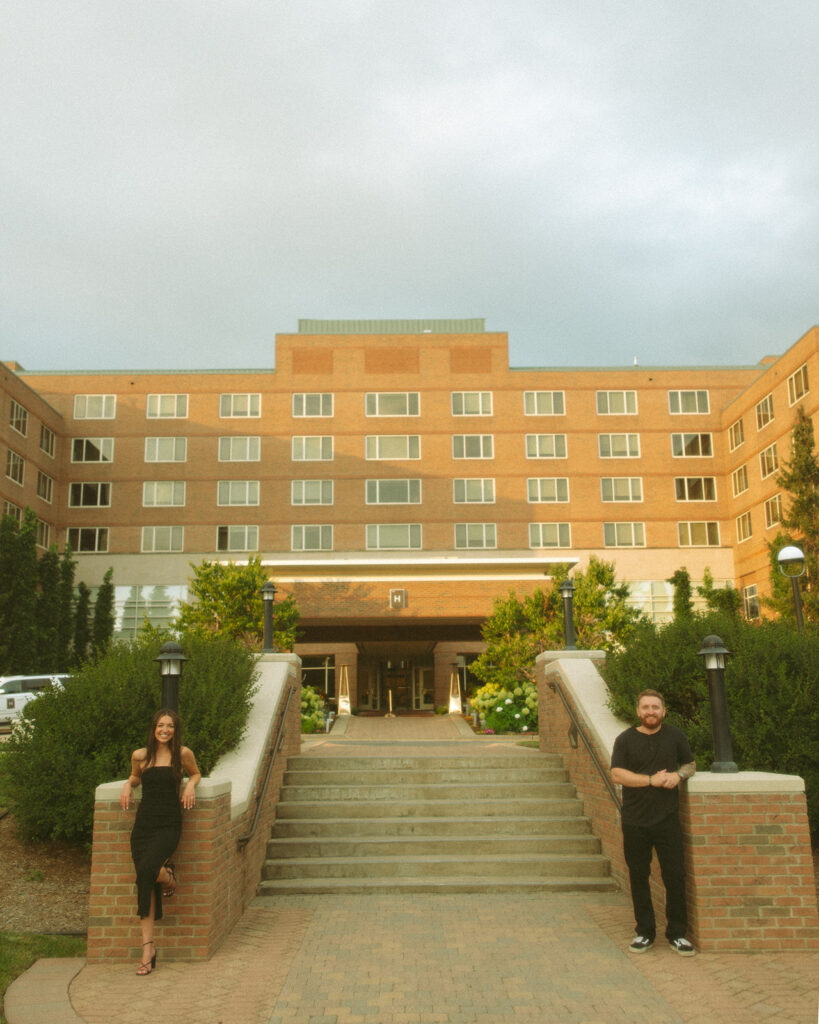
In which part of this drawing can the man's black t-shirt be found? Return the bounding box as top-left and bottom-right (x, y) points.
(610, 723), (694, 826)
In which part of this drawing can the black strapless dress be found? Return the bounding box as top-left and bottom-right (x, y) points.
(130, 766), (182, 919)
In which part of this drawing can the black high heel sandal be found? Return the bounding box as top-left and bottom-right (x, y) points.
(161, 862), (177, 898)
(136, 941), (156, 976)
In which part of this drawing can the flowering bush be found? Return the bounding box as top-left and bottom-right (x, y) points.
(470, 681), (538, 734)
(301, 684), (325, 733)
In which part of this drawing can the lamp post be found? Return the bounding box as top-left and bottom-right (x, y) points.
(559, 578), (576, 650)
(154, 641), (187, 713)
(777, 544), (806, 633)
(262, 580), (277, 652)
(697, 634), (737, 773)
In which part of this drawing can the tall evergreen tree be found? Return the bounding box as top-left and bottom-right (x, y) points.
(92, 567), (116, 656)
(667, 568), (693, 619)
(74, 582), (92, 667)
(36, 544), (61, 671)
(57, 544), (77, 670)
(0, 509), (40, 674)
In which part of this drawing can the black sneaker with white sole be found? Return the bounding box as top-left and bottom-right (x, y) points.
(628, 935), (654, 953)
(668, 937), (695, 956)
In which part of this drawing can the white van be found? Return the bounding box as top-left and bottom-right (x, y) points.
(0, 675), (69, 726)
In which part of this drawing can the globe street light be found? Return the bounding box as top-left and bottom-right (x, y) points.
(154, 641), (187, 713)
(777, 544), (806, 633)
(697, 634), (737, 773)
(559, 578), (577, 650)
(262, 580), (278, 652)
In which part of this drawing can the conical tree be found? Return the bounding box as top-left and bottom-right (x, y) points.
(74, 582), (92, 667)
(57, 544), (77, 670)
(92, 567), (116, 656)
(35, 544), (61, 671)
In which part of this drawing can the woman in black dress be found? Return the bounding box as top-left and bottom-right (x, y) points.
(120, 708), (200, 975)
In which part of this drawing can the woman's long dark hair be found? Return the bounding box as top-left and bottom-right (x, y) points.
(143, 708), (183, 780)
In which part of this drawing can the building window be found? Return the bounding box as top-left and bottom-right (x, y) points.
(292, 393), (333, 417)
(743, 585), (760, 620)
(40, 424), (56, 458)
(35, 520), (51, 548)
(366, 435), (421, 460)
(454, 523), (496, 548)
(292, 436), (334, 461)
(292, 524), (333, 551)
(451, 391), (492, 416)
(217, 525), (259, 552)
(301, 655), (335, 697)
(67, 526), (108, 552)
(72, 437), (114, 463)
(524, 391), (565, 416)
(145, 437), (187, 462)
(217, 480), (260, 506)
(366, 479), (422, 504)
(74, 395), (115, 419)
(759, 442), (778, 479)
(731, 466), (749, 497)
(220, 393), (260, 417)
(601, 477), (643, 502)
(292, 480), (334, 505)
(9, 400), (28, 436)
(671, 433), (713, 457)
(366, 523), (422, 550)
(529, 522), (571, 548)
(728, 418), (745, 451)
(787, 363), (809, 406)
(5, 449), (24, 485)
(678, 521), (720, 547)
(365, 392), (420, 417)
(69, 482), (111, 507)
(218, 436), (260, 461)
(37, 471), (53, 504)
(3, 500), (22, 523)
(604, 522), (646, 547)
(141, 526), (184, 552)
(453, 435), (494, 459)
(143, 481), (186, 507)
(764, 494), (782, 529)
(526, 434), (567, 459)
(527, 478), (569, 502)
(598, 434), (639, 458)
(755, 393), (774, 430)
(668, 390), (709, 414)
(596, 391), (637, 415)
(736, 510), (753, 542)
(675, 477), (717, 501)
(146, 394), (188, 418)
(453, 479), (495, 503)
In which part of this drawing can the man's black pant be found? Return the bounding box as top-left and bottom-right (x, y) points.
(622, 812), (688, 940)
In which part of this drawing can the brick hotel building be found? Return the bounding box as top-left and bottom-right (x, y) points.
(2, 319), (817, 711)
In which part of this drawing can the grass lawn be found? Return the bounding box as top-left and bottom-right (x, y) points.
(0, 932), (86, 1024)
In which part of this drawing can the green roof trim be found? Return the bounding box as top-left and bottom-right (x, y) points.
(297, 318), (486, 334)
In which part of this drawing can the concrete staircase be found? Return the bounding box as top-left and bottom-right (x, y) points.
(258, 754), (616, 895)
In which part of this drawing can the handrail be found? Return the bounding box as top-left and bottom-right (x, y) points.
(548, 680), (622, 809)
(237, 683), (295, 849)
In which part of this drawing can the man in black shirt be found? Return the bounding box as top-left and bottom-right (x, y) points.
(611, 689), (696, 956)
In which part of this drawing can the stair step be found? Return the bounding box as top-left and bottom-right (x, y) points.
(284, 766), (566, 785)
(267, 833), (600, 859)
(279, 781), (576, 802)
(255, 875), (619, 896)
(270, 814), (592, 838)
(274, 797), (584, 819)
(285, 755), (562, 772)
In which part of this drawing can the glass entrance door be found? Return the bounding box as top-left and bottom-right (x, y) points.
(381, 666), (412, 711)
(413, 667), (435, 710)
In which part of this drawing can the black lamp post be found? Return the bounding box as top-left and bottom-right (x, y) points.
(777, 544), (806, 633)
(154, 641), (187, 713)
(262, 580), (277, 652)
(559, 578), (576, 650)
(697, 634), (737, 773)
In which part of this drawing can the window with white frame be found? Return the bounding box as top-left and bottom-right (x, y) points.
(217, 525), (259, 552)
(526, 434), (567, 458)
(292, 436), (333, 461)
(731, 466), (749, 497)
(675, 477), (717, 501)
(755, 393), (774, 430)
(453, 435), (494, 459)
(764, 494), (782, 529)
(35, 520), (51, 548)
(365, 392), (420, 417)
(668, 390), (709, 414)
(759, 442), (778, 479)
(37, 471), (53, 503)
(365, 435), (420, 460)
(72, 437), (114, 463)
(292, 524), (333, 551)
(67, 526), (108, 552)
(728, 418), (745, 451)
(598, 434), (639, 458)
(596, 391), (637, 415)
(678, 521), (720, 547)
(3, 500), (22, 522)
(40, 424), (56, 458)
(142, 526), (184, 552)
(524, 391), (565, 415)
(219, 393), (260, 417)
(143, 481), (186, 507)
(787, 363), (809, 405)
(671, 433), (712, 457)
(69, 482), (111, 507)
(366, 479), (421, 504)
(146, 394), (188, 418)
(217, 480), (259, 506)
(74, 395), (115, 419)
(453, 478), (495, 503)
(451, 391), (492, 416)
(366, 523), (422, 550)
(743, 584), (760, 620)
(145, 437), (186, 462)
(454, 523), (496, 548)
(218, 436), (260, 461)
(527, 478), (569, 502)
(601, 477), (643, 502)
(9, 400), (28, 436)
(5, 450), (24, 485)
(291, 480), (334, 505)
(292, 393), (333, 417)
(603, 522), (645, 547)
(529, 522), (571, 548)
(736, 510), (753, 542)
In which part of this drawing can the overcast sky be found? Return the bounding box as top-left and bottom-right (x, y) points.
(2, 1), (817, 372)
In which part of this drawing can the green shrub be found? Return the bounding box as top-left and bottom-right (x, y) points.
(0, 632), (257, 844)
(301, 684), (325, 732)
(470, 681), (538, 734)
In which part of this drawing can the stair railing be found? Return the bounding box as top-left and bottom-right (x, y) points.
(237, 684), (295, 850)
(548, 681), (621, 809)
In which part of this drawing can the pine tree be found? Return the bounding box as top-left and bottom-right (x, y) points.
(57, 545), (77, 670)
(92, 567), (116, 656)
(667, 568), (693, 619)
(0, 509), (39, 674)
(35, 544), (61, 671)
(73, 582), (92, 667)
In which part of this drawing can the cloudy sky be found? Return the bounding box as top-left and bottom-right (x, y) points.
(2, 1), (817, 371)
